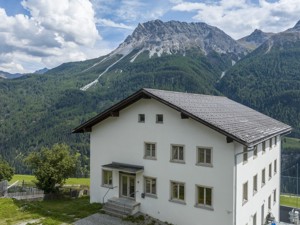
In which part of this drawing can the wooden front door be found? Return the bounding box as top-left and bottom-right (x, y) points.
(120, 174), (135, 199)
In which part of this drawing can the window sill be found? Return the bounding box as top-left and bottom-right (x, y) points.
(170, 160), (185, 164)
(195, 163), (213, 168)
(101, 184), (113, 189)
(143, 157), (157, 160)
(145, 193), (158, 199)
(169, 199), (186, 205)
(242, 199), (248, 206)
(261, 183), (265, 188)
(194, 204), (214, 211)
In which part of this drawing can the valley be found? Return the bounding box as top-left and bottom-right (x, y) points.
(1, 19), (300, 174)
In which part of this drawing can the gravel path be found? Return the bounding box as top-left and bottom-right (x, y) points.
(74, 213), (136, 225)
(74, 213), (169, 225)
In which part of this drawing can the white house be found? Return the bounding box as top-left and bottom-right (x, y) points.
(73, 88), (292, 225)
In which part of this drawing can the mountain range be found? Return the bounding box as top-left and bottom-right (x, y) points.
(1, 19), (300, 173)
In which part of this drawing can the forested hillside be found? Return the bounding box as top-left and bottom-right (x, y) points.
(0, 51), (228, 173)
(217, 31), (300, 137)
(1, 19), (300, 174)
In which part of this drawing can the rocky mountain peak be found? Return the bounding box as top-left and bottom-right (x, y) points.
(237, 29), (274, 51)
(116, 19), (248, 62)
(293, 20), (300, 30)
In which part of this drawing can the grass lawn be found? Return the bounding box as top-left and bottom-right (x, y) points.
(9, 174), (90, 187)
(282, 137), (300, 152)
(281, 195), (300, 208)
(0, 196), (101, 225)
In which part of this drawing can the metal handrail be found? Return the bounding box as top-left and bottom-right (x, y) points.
(102, 186), (117, 203)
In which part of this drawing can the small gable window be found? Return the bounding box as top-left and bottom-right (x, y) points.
(138, 114), (145, 123)
(156, 114), (163, 123)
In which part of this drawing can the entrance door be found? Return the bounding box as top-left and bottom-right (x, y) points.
(120, 174), (135, 199)
(261, 204), (264, 225)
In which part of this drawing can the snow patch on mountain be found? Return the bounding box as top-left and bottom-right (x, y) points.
(81, 57), (108, 73)
(130, 50), (143, 63)
(80, 54), (128, 91)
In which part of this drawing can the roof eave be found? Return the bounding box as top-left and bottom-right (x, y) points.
(72, 89), (150, 133)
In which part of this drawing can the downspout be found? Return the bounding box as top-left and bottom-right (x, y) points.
(279, 132), (291, 221)
(234, 146), (255, 225)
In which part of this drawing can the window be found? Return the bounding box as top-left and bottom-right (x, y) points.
(253, 174), (258, 195)
(170, 181), (185, 203)
(156, 114), (163, 123)
(196, 185), (213, 209)
(171, 145), (184, 163)
(197, 147), (212, 166)
(144, 177), (157, 197)
(243, 182), (248, 204)
(274, 159), (277, 174)
(269, 138), (272, 149)
(144, 142), (156, 159)
(138, 114), (145, 123)
(253, 145), (258, 158)
(275, 136), (277, 146)
(262, 168), (266, 187)
(262, 141), (266, 154)
(253, 213), (257, 225)
(102, 170), (112, 187)
(268, 195), (271, 209)
(273, 189), (276, 204)
(243, 147), (248, 163)
(269, 163), (272, 180)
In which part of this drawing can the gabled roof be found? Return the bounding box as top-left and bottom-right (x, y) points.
(73, 88), (292, 147)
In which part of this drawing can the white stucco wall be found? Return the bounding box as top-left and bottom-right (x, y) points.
(90, 98), (235, 225)
(235, 136), (281, 225)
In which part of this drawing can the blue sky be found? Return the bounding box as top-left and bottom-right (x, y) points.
(0, 0), (299, 73)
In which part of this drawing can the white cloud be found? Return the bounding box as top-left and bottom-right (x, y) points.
(172, 0), (300, 39)
(0, 0), (104, 73)
(96, 18), (134, 29)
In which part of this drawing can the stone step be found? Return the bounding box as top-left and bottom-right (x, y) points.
(103, 207), (128, 218)
(105, 201), (134, 211)
(103, 203), (132, 214)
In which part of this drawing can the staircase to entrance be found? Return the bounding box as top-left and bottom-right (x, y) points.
(103, 197), (141, 217)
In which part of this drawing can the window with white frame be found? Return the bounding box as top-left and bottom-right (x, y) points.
(197, 147), (212, 166)
(275, 136), (277, 146)
(171, 145), (184, 162)
(138, 114), (145, 123)
(156, 114), (163, 123)
(243, 147), (248, 163)
(144, 142), (156, 159)
(144, 176), (157, 196)
(170, 181), (185, 202)
(268, 195), (271, 209)
(262, 141), (266, 154)
(269, 163), (272, 180)
(196, 185), (213, 208)
(273, 189), (276, 204)
(253, 145), (258, 158)
(262, 168), (266, 187)
(253, 174), (258, 195)
(102, 170), (112, 187)
(274, 159), (277, 174)
(269, 138), (272, 149)
(243, 181), (248, 204)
